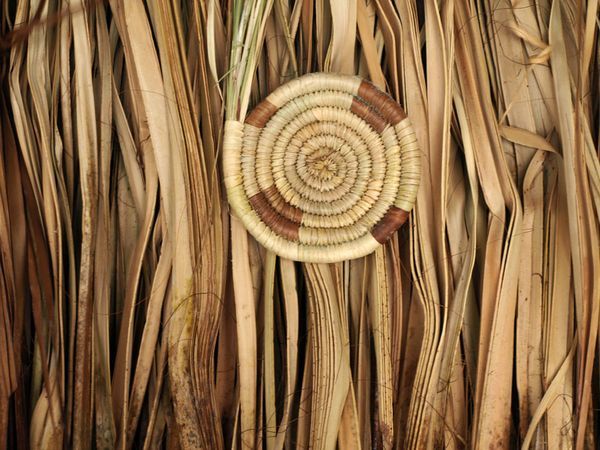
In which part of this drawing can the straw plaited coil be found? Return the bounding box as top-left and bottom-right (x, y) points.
(224, 73), (420, 263)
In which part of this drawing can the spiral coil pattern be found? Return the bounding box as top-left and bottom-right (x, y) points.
(224, 73), (420, 262)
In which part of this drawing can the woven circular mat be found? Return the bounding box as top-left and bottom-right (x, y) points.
(224, 73), (420, 263)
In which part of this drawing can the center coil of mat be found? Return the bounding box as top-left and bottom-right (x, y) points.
(223, 73), (420, 263)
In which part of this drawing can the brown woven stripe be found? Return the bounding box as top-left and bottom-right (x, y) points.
(371, 206), (409, 244)
(358, 81), (406, 125)
(263, 185), (303, 224)
(249, 191), (300, 241)
(245, 99), (278, 128)
(350, 98), (387, 133)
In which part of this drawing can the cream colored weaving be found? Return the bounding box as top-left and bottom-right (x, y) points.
(223, 73), (420, 263)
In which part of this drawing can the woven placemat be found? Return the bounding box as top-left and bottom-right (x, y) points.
(224, 73), (420, 263)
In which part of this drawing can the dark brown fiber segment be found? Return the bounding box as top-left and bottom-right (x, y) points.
(371, 206), (409, 244)
(358, 80), (406, 125)
(249, 191), (300, 241)
(350, 98), (387, 133)
(263, 185), (303, 224)
(245, 99), (278, 128)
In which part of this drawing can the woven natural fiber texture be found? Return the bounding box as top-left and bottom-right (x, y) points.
(223, 73), (420, 262)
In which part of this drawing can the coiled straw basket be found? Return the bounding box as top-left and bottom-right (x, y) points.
(224, 73), (420, 263)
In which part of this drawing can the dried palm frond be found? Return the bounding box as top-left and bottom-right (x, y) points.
(0, 1), (599, 449)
